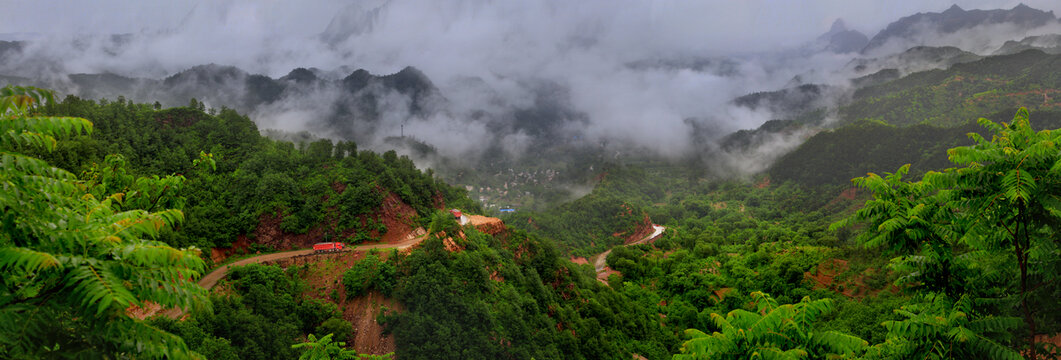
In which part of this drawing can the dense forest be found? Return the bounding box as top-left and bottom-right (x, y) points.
(0, 87), (681, 359)
(4, 81), (1060, 359)
(508, 109), (1061, 359)
(2, 42), (1061, 360)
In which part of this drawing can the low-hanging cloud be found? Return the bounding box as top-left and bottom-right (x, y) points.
(3, 0), (1061, 175)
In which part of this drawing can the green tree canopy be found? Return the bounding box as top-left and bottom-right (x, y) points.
(0, 86), (208, 359)
(675, 292), (867, 360)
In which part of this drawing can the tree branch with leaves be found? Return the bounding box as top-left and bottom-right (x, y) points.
(0, 86), (209, 359)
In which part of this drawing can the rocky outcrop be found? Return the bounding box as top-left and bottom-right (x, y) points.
(467, 215), (505, 235)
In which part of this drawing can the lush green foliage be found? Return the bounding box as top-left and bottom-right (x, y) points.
(37, 95), (477, 251)
(152, 264), (344, 360)
(342, 253), (397, 297)
(864, 294), (1023, 360)
(292, 333), (393, 360)
(9, 46), (1061, 359)
(842, 50), (1061, 127)
(675, 292), (866, 359)
(0, 86), (207, 359)
(768, 120), (985, 186)
(507, 191), (646, 257)
(293, 333), (361, 360)
(384, 228), (679, 359)
(316, 317), (355, 343)
(832, 108), (1060, 358)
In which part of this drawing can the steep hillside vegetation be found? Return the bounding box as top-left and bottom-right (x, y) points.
(842, 50), (1061, 127)
(5, 89), (693, 359)
(39, 96), (477, 259)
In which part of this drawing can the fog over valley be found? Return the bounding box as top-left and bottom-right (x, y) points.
(5, 0), (1061, 204)
(6, 2), (1061, 358)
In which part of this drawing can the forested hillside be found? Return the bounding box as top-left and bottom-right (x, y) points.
(499, 48), (1061, 360)
(505, 108), (1061, 359)
(6, 62), (1061, 360)
(842, 50), (1061, 127)
(0, 87), (691, 359)
(4, 4), (1061, 357)
(37, 96), (476, 256)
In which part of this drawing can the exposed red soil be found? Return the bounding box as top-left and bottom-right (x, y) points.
(621, 216), (655, 245)
(755, 176), (771, 189)
(372, 193), (421, 244)
(442, 234), (465, 253)
(804, 258), (894, 299)
(594, 224), (665, 285)
(149, 230), (427, 320)
(597, 266), (621, 283)
(431, 192), (446, 210)
(823, 187), (863, 213)
(343, 291), (400, 355)
(570, 257), (589, 265)
(331, 181), (347, 195)
(466, 215), (505, 235)
(210, 236), (251, 264)
(837, 187), (858, 200)
(968, 88), (1061, 108)
(126, 301), (162, 320)
(401, 215), (505, 255)
(713, 287), (734, 303)
(1035, 333), (1061, 356)
(235, 212), (326, 252)
(212, 192), (423, 264)
(295, 251), (399, 356)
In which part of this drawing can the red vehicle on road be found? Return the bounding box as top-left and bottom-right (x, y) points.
(313, 242), (345, 253)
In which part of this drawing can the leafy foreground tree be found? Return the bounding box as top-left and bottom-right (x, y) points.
(292, 333), (393, 360)
(943, 108), (1061, 359)
(674, 292), (866, 359)
(0, 86), (208, 359)
(834, 108), (1060, 359)
(863, 294), (1023, 360)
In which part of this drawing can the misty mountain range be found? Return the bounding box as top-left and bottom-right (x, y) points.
(863, 3), (1057, 53)
(2, 3), (1061, 178)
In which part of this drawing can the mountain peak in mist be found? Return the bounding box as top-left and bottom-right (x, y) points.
(280, 68), (319, 85)
(830, 19), (849, 33)
(863, 3), (1058, 53)
(164, 64), (248, 86)
(816, 18), (868, 53)
(943, 4), (964, 14)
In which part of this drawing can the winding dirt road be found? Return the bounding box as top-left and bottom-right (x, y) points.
(593, 224), (665, 278)
(198, 233), (426, 290)
(154, 230), (427, 319)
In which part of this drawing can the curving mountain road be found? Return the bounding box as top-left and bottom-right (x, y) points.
(155, 231), (427, 319)
(593, 224), (665, 277)
(197, 234), (426, 290)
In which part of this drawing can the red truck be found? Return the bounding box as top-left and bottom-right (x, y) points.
(313, 242), (345, 253)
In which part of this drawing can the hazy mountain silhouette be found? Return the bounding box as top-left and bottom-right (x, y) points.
(863, 4), (1057, 53)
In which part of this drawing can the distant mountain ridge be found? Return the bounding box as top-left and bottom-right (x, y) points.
(817, 19), (869, 53)
(994, 34), (1061, 55)
(863, 3), (1058, 53)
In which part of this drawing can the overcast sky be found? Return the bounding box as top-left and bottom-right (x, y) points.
(5, 1), (1059, 38)
(3, 0), (1059, 163)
